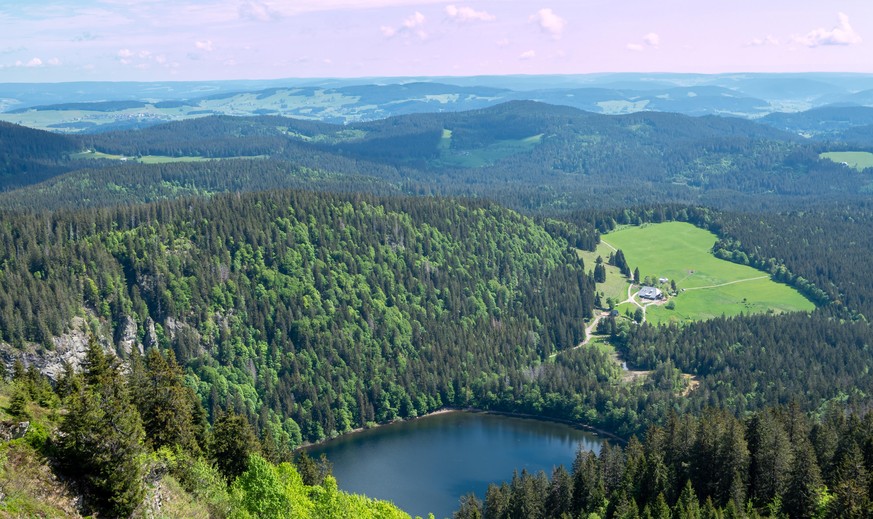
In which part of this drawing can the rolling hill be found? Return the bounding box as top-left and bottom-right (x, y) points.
(5, 73), (873, 134)
(2, 101), (868, 212)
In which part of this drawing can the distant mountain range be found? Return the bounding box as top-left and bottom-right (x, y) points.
(3, 73), (873, 135)
(1, 100), (868, 213)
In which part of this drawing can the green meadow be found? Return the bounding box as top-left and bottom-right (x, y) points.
(72, 150), (267, 164)
(577, 242), (632, 304)
(601, 222), (815, 324)
(436, 129), (542, 168)
(820, 151), (873, 171)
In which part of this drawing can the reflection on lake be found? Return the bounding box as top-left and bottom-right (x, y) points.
(307, 411), (607, 519)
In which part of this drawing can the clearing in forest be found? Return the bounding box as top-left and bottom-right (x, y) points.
(72, 150), (268, 163)
(820, 151), (873, 171)
(599, 222), (815, 325)
(436, 129), (542, 168)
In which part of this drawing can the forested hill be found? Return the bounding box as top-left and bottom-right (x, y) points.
(4, 101), (866, 213)
(0, 121), (79, 189)
(0, 189), (599, 445)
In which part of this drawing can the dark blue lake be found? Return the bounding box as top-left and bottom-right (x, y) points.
(307, 411), (606, 519)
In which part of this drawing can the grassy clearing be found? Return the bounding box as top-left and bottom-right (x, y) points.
(820, 151), (873, 171)
(436, 132), (542, 168)
(603, 222), (815, 324)
(438, 128), (453, 151)
(577, 242), (631, 304)
(586, 335), (618, 356)
(72, 150), (267, 164)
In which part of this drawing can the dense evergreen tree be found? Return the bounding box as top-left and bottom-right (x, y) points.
(211, 410), (260, 483)
(56, 336), (146, 517)
(133, 347), (204, 453)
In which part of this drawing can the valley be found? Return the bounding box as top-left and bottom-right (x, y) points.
(2, 74), (873, 518)
(601, 222), (815, 325)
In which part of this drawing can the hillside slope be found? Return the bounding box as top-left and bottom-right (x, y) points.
(4, 101), (864, 212)
(0, 189), (598, 443)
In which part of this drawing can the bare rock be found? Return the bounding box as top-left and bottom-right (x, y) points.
(0, 316), (113, 382)
(117, 316), (142, 357)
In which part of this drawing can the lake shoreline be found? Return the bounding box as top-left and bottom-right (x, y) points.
(299, 406), (625, 451)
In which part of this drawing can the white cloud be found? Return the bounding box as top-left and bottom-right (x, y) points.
(25, 57), (43, 67)
(47, 57), (61, 66)
(519, 49), (536, 60)
(530, 8), (565, 38)
(381, 11), (427, 39)
(403, 11), (425, 29)
(239, 1), (280, 22)
(627, 32), (660, 52)
(747, 35), (779, 47)
(794, 12), (862, 47)
(496, 38), (510, 47)
(117, 48), (133, 58)
(445, 5), (494, 22)
(195, 40), (214, 51)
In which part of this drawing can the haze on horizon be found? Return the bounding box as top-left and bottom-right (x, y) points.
(0, 0), (871, 83)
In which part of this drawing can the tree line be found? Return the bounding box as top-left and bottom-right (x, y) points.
(5, 337), (410, 517)
(454, 404), (873, 519)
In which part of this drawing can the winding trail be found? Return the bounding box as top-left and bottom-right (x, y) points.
(681, 275), (769, 291)
(600, 239), (617, 252)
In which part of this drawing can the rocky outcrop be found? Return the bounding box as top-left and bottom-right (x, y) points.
(144, 317), (158, 349)
(0, 420), (30, 441)
(117, 316), (142, 357)
(0, 316), (116, 382)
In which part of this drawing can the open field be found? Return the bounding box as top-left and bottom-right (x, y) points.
(436, 131), (542, 168)
(72, 150), (267, 164)
(820, 151), (873, 171)
(602, 222), (815, 324)
(576, 241), (631, 304)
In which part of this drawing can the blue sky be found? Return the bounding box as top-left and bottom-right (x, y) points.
(0, 0), (871, 82)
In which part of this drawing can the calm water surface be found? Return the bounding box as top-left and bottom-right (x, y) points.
(307, 411), (606, 519)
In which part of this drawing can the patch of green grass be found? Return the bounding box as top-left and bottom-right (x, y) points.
(438, 128), (453, 151)
(72, 150), (268, 164)
(436, 132), (543, 168)
(137, 155), (211, 164)
(576, 242), (632, 304)
(820, 151), (873, 171)
(586, 335), (618, 355)
(72, 150), (126, 160)
(603, 222), (815, 324)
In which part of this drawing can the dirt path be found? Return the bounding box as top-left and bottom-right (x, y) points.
(600, 239), (617, 252)
(682, 275), (769, 291)
(582, 312), (607, 344)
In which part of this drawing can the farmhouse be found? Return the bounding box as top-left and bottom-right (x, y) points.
(658, 277), (669, 284)
(639, 286), (663, 300)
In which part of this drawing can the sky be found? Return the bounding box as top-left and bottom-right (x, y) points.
(1, 0), (872, 82)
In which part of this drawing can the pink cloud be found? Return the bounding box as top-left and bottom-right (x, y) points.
(445, 5), (494, 23)
(381, 11), (428, 39)
(747, 35), (779, 47)
(627, 32), (660, 52)
(530, 8), (565, 38)
(794, 12), (862, 47)
(239, 1), (280, 22)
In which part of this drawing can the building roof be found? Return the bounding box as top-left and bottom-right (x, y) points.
(639, 286), (662, 299)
